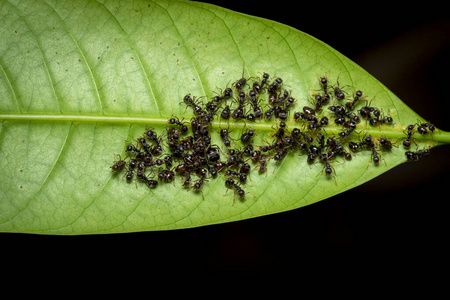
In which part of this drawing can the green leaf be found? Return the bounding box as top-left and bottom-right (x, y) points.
(1, 0), (449, 234)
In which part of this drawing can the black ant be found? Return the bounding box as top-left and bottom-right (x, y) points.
(158, 168), (175, 183)
(125, 159), (138, 182)
(212, 87), (233, 103)
(233, 67), (249, 91)
(240, 128), (255, 144)
(316, 153), (337, 184)
(379, 136), (394, 151)
(225, 178), (248, 205)
(231, 106), (246, 120)
(144, 127), (161, 145)
(346, 90), (363, 110)
(267, 77), (283, 95)
(188, 174), (207, 199)
(273, 147), (289, 162)
(326, 137), (351, 159)
(111, 155), (126, 172)
(319, 76), (328, 93)
(405, 148), (430, 162)
(234, 77), (247, 90)
(136, 169), (158, 188)
(370, 145), (381, 165)
(338, 120), (357, 138)
(219, 127), (234, 147)
(256, 155), (268, 174)
(264, 105), (279, 120)
(220, 105), (231, 120)
(416, 120), (435, 135)
(168, 117), (189, 134)
(192, 174), (207, 193)
(403, 124), (415, 147)
(377, 111), (393, 125)
(251, 150), (262, 163)
(330, 78), (348, 101)
(182, 170), (191, 187)
(259, 72), (270, 92)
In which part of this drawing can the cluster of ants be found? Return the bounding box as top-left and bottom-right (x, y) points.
(110, 71), (433, 203)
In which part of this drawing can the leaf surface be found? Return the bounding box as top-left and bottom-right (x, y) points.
(1, 0), (448, 234)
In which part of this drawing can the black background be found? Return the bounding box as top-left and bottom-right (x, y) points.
(2, 1), (450, 280)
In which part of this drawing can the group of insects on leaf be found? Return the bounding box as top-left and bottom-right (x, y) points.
(110, 69), (434, 203)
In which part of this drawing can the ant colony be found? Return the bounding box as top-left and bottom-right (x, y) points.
(110, 72), (434, 203)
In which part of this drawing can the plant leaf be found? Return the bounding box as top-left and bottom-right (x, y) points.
(0, 0), (448, 234)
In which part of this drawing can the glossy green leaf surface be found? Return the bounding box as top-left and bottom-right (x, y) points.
(1, 0), (449, 234)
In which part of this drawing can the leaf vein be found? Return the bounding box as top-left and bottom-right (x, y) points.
(0, 62), (21, 113)
(42, 0), (104, 115)
(151, 0), (213, 98)
(6, 0), (61, 113)
(92, 0), (160, 115)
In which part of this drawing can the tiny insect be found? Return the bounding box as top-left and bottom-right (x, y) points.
(405, 148), (430, 162)
(378, 136), (393, 150)
(169, 116), (189, 134)
(403, 124), (415, 147)
(240, 128), (255, 144)
(111, 155), (126, 172)
(330, 78), (348, 101)
(220, 127), (233, 147)
(346, 90), (363, 110)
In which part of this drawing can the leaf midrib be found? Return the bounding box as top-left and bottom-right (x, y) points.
(2, 112), (449, 145)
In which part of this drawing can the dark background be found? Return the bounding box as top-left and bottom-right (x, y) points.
(2, 1), (449, 280)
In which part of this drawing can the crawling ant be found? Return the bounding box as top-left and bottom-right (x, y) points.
(264, 106), (278, 120)
(240, 128), (255, 143)
(111, 155), (126, 172)
(225, 178), (247, 205)
(378, 111), (393, 125)
(379, 136), (394, 151)
(405, 148), (430, 162)
(220, 127), (234, 147)
(319, 76), (328, 93)
(136, 169), (158, 188)
(315, 153), (337, 184)
(338, 120), (357, 138)
(168, 117), (189, 134)
(220, 105), (231, 120)
(403, 124), (415, 147)
(125, 159), (138, 182)
(212, 87), (233, 103)
(267, 77), (283, 95)
(144, 127), (161, 145)
(330, 78), (348, 101)
(225, 169), (247, 183)
(251, 150), (262, 163)
(234, 77), (247, 90)
(233, 66), (250, 91)
(416, 120), (435, 135)
(182, 170), (191, 187)
(319, 153), (334, 176)
(370, 145), (382, 165)
(183, 94), (204, 114)
(273, 147), (289, 162)
(190, 174), (208, 199)
(259, 72), (270, 92)
(326, 137), (351, 159)
(257, 155), (268, 174)
(158, 168), (175, 183)
(346, 90), (363, 110)
(231, 106), (246, 120)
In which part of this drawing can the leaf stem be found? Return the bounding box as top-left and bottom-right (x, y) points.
(1, 113), (450, 145)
